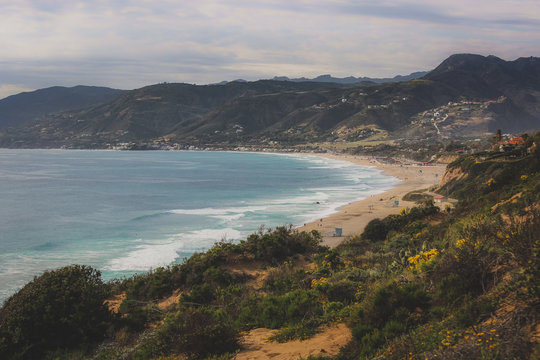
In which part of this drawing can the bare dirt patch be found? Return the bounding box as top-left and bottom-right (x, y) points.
(104, 292), (126, 314)
(236, 323), (352, 360)
(157, 289), (182, 311)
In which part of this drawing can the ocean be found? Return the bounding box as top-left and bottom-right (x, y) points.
(0, 150), (399, 302)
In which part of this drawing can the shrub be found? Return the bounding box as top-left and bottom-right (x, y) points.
(322, 280), (357, 304)
(122, 267), (177, 301)
(133, 307), (239, 360)
(181, 283), (216, 305)
(269, 322), (319, 342)
(361, 218), (389, 242)
(402, 191), (433, 203)
(454, 295), (497, 328)
(237, 290), (322, 330)
(0, 265), (113, 359)
(118, 299), (153, 332)
(361, 203), (439, 242)
(241, 226), (321, 263)
(502, 209), (540, 297)
(264, 265), (309, 294)
(369, 283), (430, 326)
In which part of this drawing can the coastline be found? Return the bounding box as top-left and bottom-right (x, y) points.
(297, 154), (447, 248)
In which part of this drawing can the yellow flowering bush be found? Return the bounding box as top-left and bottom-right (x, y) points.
(384, 322), (503, 360)
(408, 248), (440, 272)
(486, 178), (495, 187)
(455, 237), (468, 249)
(311, 277), (328, 290)
(455, 237), (481, 250)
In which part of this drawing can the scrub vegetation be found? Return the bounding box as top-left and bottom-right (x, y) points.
(1, 132), (539, 360)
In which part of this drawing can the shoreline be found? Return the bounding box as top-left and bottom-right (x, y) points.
(297, 154), (447, 248)
(0, 149), (446, 302)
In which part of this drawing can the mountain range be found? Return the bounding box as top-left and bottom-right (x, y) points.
(271, 71), (428, 84)
(1, 54), (539, 149)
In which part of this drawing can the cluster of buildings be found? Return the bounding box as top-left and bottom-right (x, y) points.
(497, 136), (536, 154)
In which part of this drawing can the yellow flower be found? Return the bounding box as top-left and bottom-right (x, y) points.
(456, 238), (468, 249)
(408, 249), (439, 272)
(311, 277), (328, 289)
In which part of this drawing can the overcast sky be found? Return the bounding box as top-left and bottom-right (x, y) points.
(1, 0), (539, 99)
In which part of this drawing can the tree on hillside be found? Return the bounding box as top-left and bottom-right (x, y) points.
(0, 265), (113, 359)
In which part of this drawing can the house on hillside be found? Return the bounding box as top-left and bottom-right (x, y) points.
(499, 136), (525, 152)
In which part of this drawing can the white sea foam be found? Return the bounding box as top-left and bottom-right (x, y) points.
(104, 241), (188, 271)
(278, 153), (363, 170)
(214, 213), (246, 223)
(265, 191), (330, 205)
(169, 205), (268, 216)
(104, 228), (243, 271)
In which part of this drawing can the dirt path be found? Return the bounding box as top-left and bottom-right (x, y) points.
(236, 324), (352, 360)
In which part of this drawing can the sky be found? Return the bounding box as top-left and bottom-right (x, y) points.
(1, 0), (540, 99)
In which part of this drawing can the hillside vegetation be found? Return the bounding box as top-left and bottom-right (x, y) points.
(1, 133), (539, 360)
(0, 86), (124, 130)
(1, 55), (539, 149)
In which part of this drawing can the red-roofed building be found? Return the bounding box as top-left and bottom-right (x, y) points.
(499, 136), (526, 152)
(433, 194), (447, 203)
(509, 136), (525, 146)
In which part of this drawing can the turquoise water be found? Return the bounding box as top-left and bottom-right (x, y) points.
(0, 150), (399, 302)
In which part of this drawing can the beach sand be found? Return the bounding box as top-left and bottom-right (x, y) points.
(297, 154), (447, 248)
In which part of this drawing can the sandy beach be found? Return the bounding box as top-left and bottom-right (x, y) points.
(297, 154), (447, 248)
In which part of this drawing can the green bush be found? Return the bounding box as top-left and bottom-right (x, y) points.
(0, 265), (113, 359)
(361, 218), (388, 242)
(269, 322), (319, 342)
(402, 191), (433, 203)
(322, 280), (357, 304)
(241, 227), (321, 264)
(118, 299), (152, 332)
(367, 282), (430, 326)
(133, 307), (239, 360)
(237, 289), (322, 329)
(122, 267), (178, 301)
(502, 209), (540, 297)
(361, 203), (439, 242)
(180, 267), (236, 305)
(432, 245), (500, 304)
(181, 283), (216, 305)
(264, 267), (310, 294)
(454, 295), (498, 328)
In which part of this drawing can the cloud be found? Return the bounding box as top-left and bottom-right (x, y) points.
(0, 1), (539, 97)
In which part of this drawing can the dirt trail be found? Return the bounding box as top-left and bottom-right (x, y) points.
(236, 324), (352, 360)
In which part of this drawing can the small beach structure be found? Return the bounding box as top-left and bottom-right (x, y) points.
(334, 228), (342, 237)
(433, 194), (447, 203)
